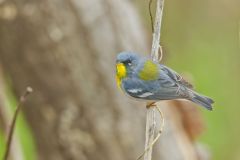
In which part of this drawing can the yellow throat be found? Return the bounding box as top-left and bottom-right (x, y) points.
(116, 63), (127, 88)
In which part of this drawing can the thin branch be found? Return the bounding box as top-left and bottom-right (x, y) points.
(148, 0), (154, 32)
(148, 0), (163, 62)
(144, 0), (165, 160)
(3, 87), (33, 160)
(150, 0), (164, 62)
(143, 107), (156, 160)
(137, 106), (164, 160)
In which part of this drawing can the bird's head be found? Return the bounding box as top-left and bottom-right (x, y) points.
(115, 52), (140, 88)
(116, 52), (140, 80)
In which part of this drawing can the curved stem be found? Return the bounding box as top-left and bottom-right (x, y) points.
(3, 87), (33, 160)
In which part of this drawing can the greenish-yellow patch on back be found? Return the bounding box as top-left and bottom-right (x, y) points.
(138, 60), (159, 80)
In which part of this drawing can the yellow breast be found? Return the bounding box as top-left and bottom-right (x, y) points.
(116, 63), (127, 88)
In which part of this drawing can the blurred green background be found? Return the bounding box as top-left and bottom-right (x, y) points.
(164, 1), (240, 160)
(140, 0), (240, 160)
(136, 0), (240, 159)
(1, 0), (240, 159)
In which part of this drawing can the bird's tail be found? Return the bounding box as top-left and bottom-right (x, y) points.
(188, 90), (214, 110)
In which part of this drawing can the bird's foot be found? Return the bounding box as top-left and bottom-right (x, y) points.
(146, 102), (156, 108)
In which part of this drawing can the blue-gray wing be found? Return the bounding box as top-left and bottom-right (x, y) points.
(122, 72), (185, 100)
(160, 64), (193, 88)
(121, 64), (214, 110)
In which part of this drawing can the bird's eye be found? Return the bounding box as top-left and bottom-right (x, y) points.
(124, 60), (132, 66)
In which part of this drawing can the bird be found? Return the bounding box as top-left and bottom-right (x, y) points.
(115, 51), (214, 110)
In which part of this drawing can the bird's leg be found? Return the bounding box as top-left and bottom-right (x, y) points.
(146, 102), (156, 108)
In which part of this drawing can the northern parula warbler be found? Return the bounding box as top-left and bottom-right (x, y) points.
(116, 51), (214, 110)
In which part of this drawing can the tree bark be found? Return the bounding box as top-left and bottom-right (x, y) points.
(0, 0), (205, 160)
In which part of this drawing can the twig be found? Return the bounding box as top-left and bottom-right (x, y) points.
(148, 0), (163, 62)
(148, 0), (154, 32)
(150, 0), (164, 62)
(3, 87), (33, 160)
(137, 106), (164, 160)
(144, 0), (165, 160)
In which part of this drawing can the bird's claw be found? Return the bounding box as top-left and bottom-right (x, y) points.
(146, 102), (156, 108)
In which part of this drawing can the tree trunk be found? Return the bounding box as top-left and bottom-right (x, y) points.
(0, 0), (205, 160)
